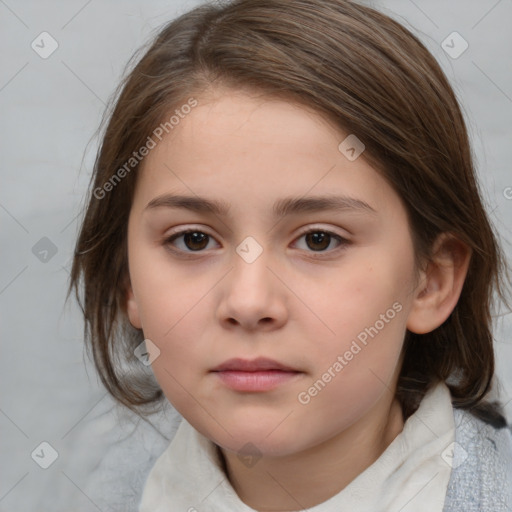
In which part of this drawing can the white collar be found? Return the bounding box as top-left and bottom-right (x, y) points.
(139, 381), (455, 512)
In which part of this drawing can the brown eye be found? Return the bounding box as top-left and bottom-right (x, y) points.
(183, 231), (209, 251)
(163, 227), (349, 257)
(164, 230), (216, 252)
(304, 231), (331, 251)
(294, 229), (348, 253)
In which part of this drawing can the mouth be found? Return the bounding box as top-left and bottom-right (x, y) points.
(210, 357), (303, 392)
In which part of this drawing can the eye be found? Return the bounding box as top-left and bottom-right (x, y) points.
(293, 228), (349, 254)
(163, 229), (218, 253)
(163, 227), (350, 255)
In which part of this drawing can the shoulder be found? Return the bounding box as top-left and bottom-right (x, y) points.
(443, 407), (512, 512)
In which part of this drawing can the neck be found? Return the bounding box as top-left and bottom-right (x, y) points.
(219, 395), (404, 511)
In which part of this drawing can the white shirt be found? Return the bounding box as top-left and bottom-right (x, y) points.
(139, 381), (455, 512)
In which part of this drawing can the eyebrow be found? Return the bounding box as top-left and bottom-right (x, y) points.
(144, 194), (377, 217)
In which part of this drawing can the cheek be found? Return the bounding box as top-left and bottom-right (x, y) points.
(296, 303), (406, 441)
(129, 240), (205, 337)
(300, 260), (404, 343)
(147, 323), (208, 419)
(298, 253), (409, 385)
(130, 256), (214, 389)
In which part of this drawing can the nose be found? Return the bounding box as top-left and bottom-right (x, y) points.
(216, 245), (288, 332)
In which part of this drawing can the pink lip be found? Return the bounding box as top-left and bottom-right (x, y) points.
(212, 357), (297, 372)
(211, 358), (302, 392)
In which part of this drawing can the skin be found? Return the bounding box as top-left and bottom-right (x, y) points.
(125, 87), (471, 510)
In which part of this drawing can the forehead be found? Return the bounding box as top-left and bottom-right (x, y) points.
(133, 88), (400, 221)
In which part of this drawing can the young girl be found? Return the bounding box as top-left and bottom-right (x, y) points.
(69, 0), (512, 510)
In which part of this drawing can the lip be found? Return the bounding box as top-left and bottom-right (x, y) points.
(211, 358), (302, 392)
(212, 357), (298, 372)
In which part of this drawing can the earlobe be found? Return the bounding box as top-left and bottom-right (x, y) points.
(125, 279), (143, 330)
(406, 233), (471, 335)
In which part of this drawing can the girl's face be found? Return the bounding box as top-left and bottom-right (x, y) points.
(126, 87), (421, 457)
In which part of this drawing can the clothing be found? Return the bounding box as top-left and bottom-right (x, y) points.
(443, 406), (512, 511)
(137, 382), (512, 511)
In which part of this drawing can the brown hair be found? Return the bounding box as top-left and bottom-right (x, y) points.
(68, 0), (511, 423)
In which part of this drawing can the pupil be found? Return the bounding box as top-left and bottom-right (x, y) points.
(182, 231), (331, 252)
(184, 232), (208, 251)
(306, 232), (329, 251)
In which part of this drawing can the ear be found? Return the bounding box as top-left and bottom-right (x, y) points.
(406, 233), (471, 334)
(124, 275), (143, 330)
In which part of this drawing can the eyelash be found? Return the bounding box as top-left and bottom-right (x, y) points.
(162, 226), (350, 258)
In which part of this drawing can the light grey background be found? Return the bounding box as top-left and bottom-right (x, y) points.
(1, 1), (511, 511)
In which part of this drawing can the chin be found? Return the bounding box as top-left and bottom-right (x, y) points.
(215, 433), (300, 458)
(199, 418), (315, 459)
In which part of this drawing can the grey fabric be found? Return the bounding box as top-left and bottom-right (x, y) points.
(443, 409), (512, 512)
(82, 403), (180, 512)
